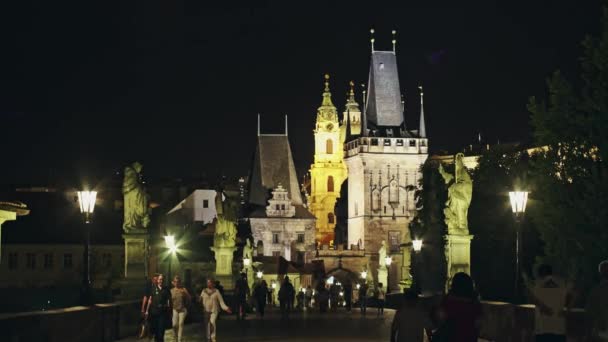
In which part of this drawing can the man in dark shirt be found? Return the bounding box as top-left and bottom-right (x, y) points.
(234, 273), (250, 320)
(145, 274), (171, 342)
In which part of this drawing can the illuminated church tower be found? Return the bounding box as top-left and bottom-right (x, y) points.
(308, 75), (348, 244)
(344, 31), (428, 289)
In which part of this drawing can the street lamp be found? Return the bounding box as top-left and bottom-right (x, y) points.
(164, 235), (177, 283)
(412, 239), (423, 252)
(385, 256), (392, 293)
(256, 271), (263, 279)
(509, 191), (528, 302)
(360, 270), (367, 280)
(243, 258), (251, 267)
(77, 190), (97, 305)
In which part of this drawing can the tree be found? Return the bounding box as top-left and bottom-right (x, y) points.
(527, 7), (608, 291)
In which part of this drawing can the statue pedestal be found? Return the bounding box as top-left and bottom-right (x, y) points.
(116, 229), (150, 299)
(211, 246), (237, 289)
(377, 266), (388, 291)
(444, 234), (474, 286)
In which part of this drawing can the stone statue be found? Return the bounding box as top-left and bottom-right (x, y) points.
(213, 190), (237, 248)
(378, 240), (387, 268)
(243, 238), (253, 260)
(438, 153), (473, 234)
(122, 162), (150, 232)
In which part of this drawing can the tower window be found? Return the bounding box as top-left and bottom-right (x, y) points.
(272, 233), (280, 244)
(327, 176), (334, 192)
(328, 213), (335, 224)
(409, 140), (416, 147)
(297, 234), (305, 243)
(371, 139), (378, 146)
(384, 139), (391, 146)
(326, 139), (333, 154)
(396, 139), (404, 146)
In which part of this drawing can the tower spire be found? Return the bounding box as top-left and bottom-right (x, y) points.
(285, 115), (288, 136)
(361, 83), (368, 136)
(418, 85), (426, 138)
(316, 74), (338, 124)
(257, 113), (261, 136)
(392, 30), (397, 53)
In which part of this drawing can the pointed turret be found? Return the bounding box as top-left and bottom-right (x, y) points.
(418, 85), (426, 138)
(316, 74), (339, 126)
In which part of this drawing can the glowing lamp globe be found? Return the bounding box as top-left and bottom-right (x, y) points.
(77, 191), (97, 222)
(385, 256), (392, 266)
(361, 271), (368, 279)
(243, 258), (251, 267)
(509, 191), (529, 214)
(412, 239), (423, 252)
(164, 235), (177, 253)
(256, 271), (263, 279)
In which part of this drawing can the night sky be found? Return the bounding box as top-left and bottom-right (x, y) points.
(0, 1), (602, 186)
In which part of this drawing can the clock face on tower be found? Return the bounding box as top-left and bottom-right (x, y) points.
(326, 123), (334, 131)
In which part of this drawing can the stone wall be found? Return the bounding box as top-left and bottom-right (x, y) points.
(0, 300), (141, 342)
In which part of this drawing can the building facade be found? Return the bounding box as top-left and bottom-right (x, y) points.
(248, 117), (317, 264)
(344, 48), (428, 289)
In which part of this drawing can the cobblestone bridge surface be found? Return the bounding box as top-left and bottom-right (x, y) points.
(120, 307), (396, 342)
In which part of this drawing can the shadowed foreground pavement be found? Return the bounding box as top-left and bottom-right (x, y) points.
(120, 308), (396, 342)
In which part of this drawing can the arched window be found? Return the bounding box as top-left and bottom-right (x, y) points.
(326, 139), (333, 154)
(327, 176), (334, 192)
(328, 213), (335, 224)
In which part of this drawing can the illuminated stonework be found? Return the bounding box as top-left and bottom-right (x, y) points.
(308, 75), (348, 245)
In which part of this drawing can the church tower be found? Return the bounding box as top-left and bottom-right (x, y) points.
(309, 74), (348, 245)
(344, 33), (429, 290)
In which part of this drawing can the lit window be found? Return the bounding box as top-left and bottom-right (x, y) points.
(327, 176), (334, 192)
(326, 139), (333, 154)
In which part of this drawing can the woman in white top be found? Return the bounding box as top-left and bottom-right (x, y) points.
(200, 278), (232, 342)
(170, 276), (191, 342)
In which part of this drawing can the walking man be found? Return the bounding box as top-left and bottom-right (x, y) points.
(359, 282), (368, 315)
(253, 279), (269, 318)
(586, 260), (608, 341)
(377, 283), (386, 317)
(234, 272), (250, 320)
(145, 274), (171, 342)
(279, 276), (295, 319)
(200, 278), (232, 342)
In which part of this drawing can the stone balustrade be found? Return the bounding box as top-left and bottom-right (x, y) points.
(0, 300), (141, 342)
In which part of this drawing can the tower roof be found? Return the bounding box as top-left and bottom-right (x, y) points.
(248, 134), (303, 206)
(316, 74), (339, 123)
(365, 51), (404, 128)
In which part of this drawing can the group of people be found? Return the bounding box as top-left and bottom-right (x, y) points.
(141, 274), (231, 342)
(391, 260), (608, 342)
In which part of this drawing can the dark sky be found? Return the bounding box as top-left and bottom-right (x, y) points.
(0, 1), (602, 186)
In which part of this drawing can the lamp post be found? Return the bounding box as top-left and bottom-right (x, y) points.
(509, 191), (528, 303)
(77, 190), (97, 305)
(164, 235), (176, 284)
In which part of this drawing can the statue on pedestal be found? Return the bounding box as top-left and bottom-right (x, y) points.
(213, 191), (237, 248)
(378, 240), (387, 268)
(122, 162), (150, 232)
(243, 239), (253, 261)
(438, 153), (473, 234)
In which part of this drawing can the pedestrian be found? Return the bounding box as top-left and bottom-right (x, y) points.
(278, 276), (295, 319)
(359, 282), (368, 315)
(377, 283), (386, 317)
(145, 274), (171, 342)
(305, 285), (313, 309)
(586, 260), (608, 341)
(525, 264), (574, 342)
(317, 285), (329, 313)
(436, 272), (482, 342)
(139, 274), (157, 339)
(234, 272), (250, 320)
(170, 276), (191, 342)
(391, 289), (430, 342)
(253, 279), (268, 318)
(200, 278), (232, 342)
(344, 282), (353, 312)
